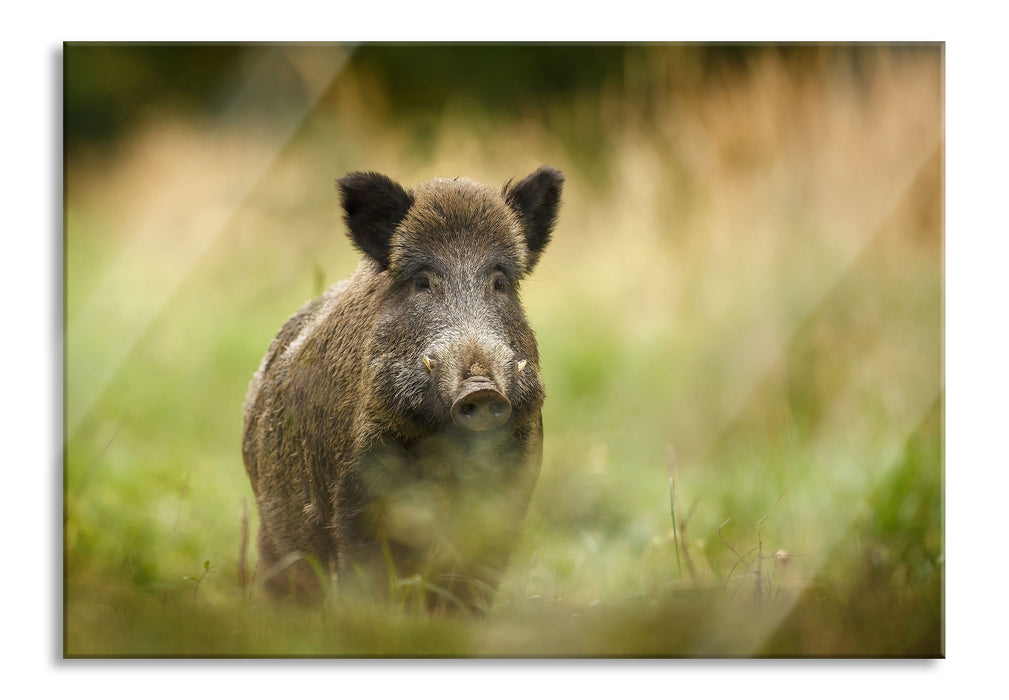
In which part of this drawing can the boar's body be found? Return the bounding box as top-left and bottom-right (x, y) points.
(242, 167), (562, 611)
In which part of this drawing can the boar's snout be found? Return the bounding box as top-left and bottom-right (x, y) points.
(451, 376), (511, 431)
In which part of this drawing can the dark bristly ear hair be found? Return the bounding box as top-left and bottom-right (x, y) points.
(504, 165), (564, 271)
(336, 171), (414, 269)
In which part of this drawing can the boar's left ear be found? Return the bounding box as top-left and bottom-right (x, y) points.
(336, 171), (414, 270)
(504, 166), (564, 271)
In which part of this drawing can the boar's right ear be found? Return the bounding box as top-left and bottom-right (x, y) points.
(504, 166), (564, 271)
(336, 171), (414, 270)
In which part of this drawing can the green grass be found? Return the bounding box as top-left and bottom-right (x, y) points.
(63, 45), (943, 657)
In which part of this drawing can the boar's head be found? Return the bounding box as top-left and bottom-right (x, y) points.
(337, 167), (563, 447)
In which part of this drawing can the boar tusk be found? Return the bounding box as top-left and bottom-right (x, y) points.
(423, 356), (435, 373)
(516, 359), (528, 373)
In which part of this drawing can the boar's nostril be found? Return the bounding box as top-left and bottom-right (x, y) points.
(451, 384), (511, 431)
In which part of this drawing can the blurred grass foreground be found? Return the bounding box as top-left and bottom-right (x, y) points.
(63, 43), (943, 657)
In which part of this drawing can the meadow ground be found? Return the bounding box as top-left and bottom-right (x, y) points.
(63, 45), (942, 657)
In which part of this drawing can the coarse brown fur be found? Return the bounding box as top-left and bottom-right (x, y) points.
(242, 167), (563, 612)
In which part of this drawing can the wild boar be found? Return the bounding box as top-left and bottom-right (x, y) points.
(242, 166), (563, 612)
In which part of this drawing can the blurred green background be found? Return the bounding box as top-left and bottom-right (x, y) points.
(63, 43), (942, 657)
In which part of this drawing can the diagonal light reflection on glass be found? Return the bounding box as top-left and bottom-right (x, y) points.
(66, 45), (352, 439)
(691, 144), (943, 655)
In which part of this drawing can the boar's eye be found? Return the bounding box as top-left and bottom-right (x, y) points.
(413, 272), (432, 292)
(492, 271), (510, 293)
